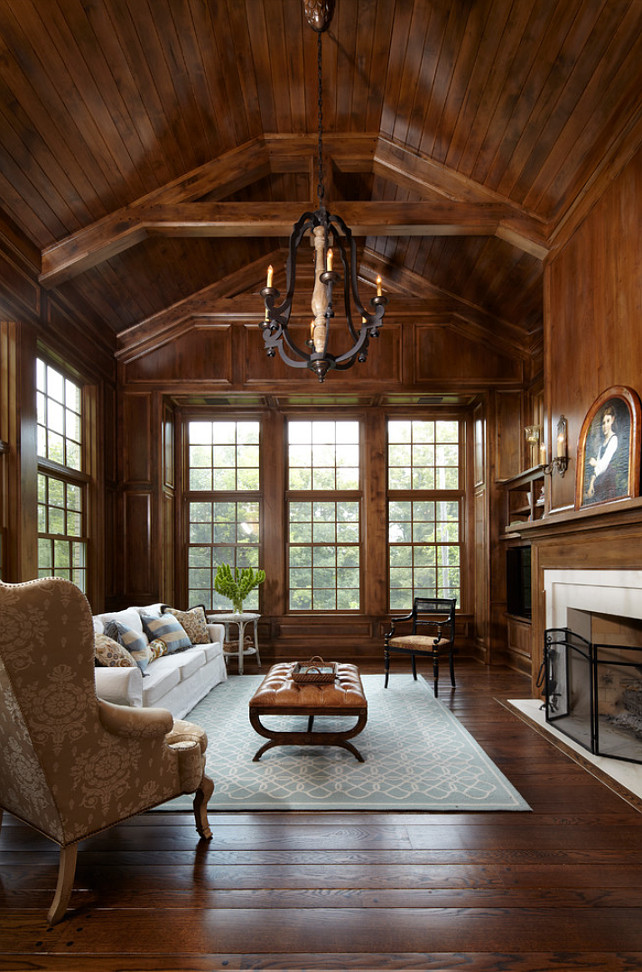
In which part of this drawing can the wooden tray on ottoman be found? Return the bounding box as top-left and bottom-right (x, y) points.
(248, 661), (368, 762)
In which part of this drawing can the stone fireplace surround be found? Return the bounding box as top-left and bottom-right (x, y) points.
(544, 568), (642, 634)
(509, 566), (642, 805)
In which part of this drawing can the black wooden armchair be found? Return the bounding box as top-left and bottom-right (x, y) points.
(384, 597), (457, 697)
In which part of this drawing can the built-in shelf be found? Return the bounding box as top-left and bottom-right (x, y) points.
(503, 466), (546, 532)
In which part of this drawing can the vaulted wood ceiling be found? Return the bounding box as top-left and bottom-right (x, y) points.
(0, 0), (640, 357)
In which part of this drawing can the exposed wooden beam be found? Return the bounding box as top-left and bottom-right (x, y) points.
(39, 134), (552, 288)
(40, 199), (546, 287)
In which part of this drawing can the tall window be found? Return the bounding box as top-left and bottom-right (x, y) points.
(186, 420), (261, 610)
(388, 419), (462, 610)
(288, 420), (360, 610)
(36, 359), (87, 591)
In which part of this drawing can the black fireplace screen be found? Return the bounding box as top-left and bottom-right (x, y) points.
(544, 627), (642, 764)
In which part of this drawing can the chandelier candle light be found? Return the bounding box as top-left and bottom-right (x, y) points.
(259, 0), (388, 382)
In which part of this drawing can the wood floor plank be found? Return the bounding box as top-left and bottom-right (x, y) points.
(1, 661), (642, 970)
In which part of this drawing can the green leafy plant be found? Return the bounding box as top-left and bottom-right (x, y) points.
(214, 564), (265, 614)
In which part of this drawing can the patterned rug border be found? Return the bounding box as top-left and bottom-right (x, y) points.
(159, 674), (530, 812)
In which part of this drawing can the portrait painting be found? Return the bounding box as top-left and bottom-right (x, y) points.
(576, 386), (641, 510)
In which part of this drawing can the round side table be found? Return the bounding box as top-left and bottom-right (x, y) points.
(211, 612), (261, 676)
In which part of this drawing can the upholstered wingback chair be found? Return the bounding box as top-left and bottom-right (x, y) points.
(0, 577), (214, 924)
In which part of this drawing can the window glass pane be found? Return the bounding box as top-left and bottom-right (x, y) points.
(388, 420), (462, 610)
(288, 420), (359, 492)
(185, 421), (261, 611)
(37, 471), (86, 593)
(37, 359), (82, 471)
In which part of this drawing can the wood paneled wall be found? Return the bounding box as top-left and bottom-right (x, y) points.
(517, 144), (642, 690)
(545, 145), (642, 516)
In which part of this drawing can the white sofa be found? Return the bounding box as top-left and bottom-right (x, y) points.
(93, 603), (227, 719)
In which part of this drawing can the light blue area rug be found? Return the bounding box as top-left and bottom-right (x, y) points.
(163, 673), (529, 812)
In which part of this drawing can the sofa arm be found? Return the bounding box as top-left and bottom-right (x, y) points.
(95, 665), (143, 707)
(206, 622), (225, 645)
(98, 698), (173, 738)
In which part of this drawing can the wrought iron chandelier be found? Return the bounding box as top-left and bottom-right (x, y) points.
(259, 0), (388, 382)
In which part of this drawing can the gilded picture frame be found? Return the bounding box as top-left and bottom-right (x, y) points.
(576, 386), (641, 510)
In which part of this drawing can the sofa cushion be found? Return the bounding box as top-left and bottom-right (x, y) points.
(97, 608), (145, 635)
(95, 633), (137, 668)
(140, 613), (192, 653)
(141, 662), (181, 707)
(162, 605), (210, 644)
(175, 647), (207, 680)
(199, 641), (224, 663)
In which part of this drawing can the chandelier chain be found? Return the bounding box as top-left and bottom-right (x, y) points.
(316, 29), (325, 209)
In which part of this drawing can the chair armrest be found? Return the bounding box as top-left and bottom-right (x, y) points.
(385, 611), (414, 638)
(98, 698), (174, 739)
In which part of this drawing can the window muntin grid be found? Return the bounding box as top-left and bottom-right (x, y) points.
(288, 501), (360, 611)
(37, 473), (86, 591)
(187, 500), (260, 610)
(287, 419), (361, 612)
(36, 359), (82, 470)
(288, 420), (359, 490)
(388, 419), (459, 490)
(186, 420), (261, 611)
(188, 420), (259, 491)
(388, 419), (462, 611)
(388, 500), (460, 610)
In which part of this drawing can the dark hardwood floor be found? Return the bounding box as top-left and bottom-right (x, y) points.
(2, 658), (642, 971)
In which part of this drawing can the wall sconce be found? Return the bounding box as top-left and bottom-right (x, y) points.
(524, 425), (546, 467)
(544, 415), (569, 477)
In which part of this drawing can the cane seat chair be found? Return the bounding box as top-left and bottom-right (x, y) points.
(384, 597), (457, 697)
(0, 577), (215, 924)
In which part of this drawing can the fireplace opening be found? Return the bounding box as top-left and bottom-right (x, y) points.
(544, 626), (642, 764)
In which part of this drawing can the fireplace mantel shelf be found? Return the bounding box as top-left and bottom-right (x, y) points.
(505, 494), (642, 540)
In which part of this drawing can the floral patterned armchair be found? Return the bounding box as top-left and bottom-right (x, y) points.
(0, 577), (214, 924)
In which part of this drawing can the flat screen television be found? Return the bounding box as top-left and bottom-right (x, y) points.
(506, 545), (532, 619)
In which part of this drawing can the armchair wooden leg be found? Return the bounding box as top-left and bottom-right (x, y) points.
(449, 651), (456, 688)
(384, 649), (390, 687)
(193, 773), (214, 840)
(411, 653), (417, 681)
(48, 842), (78, 925)
(433, 651), (439, 697)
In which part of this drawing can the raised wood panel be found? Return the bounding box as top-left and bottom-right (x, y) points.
(494, 390), (523, 481)
(162, 401), (175, 490)
(123, 324), (233, 384)
(414, 325), (522, 384)
(123, 490), (153, 598)
(473, 400), (485, 488)
(506, 616), (533, 676)
(244, 322), (402, 386)
(547, 147), (642, 512)
(473, 488), (488, 656)
(122, 394), (152, 484)
(161, 490), (175, 607)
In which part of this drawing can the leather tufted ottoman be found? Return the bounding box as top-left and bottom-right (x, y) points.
(248, 662), (368, 762)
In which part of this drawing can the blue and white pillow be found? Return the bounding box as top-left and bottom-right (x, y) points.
(104, 620), (152, 672)
(140, 613), (192, 653)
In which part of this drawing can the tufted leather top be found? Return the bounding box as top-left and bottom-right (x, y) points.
(249, 662), (366, 709)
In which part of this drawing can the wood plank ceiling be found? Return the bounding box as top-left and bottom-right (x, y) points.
(0, 0), (640, 355)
